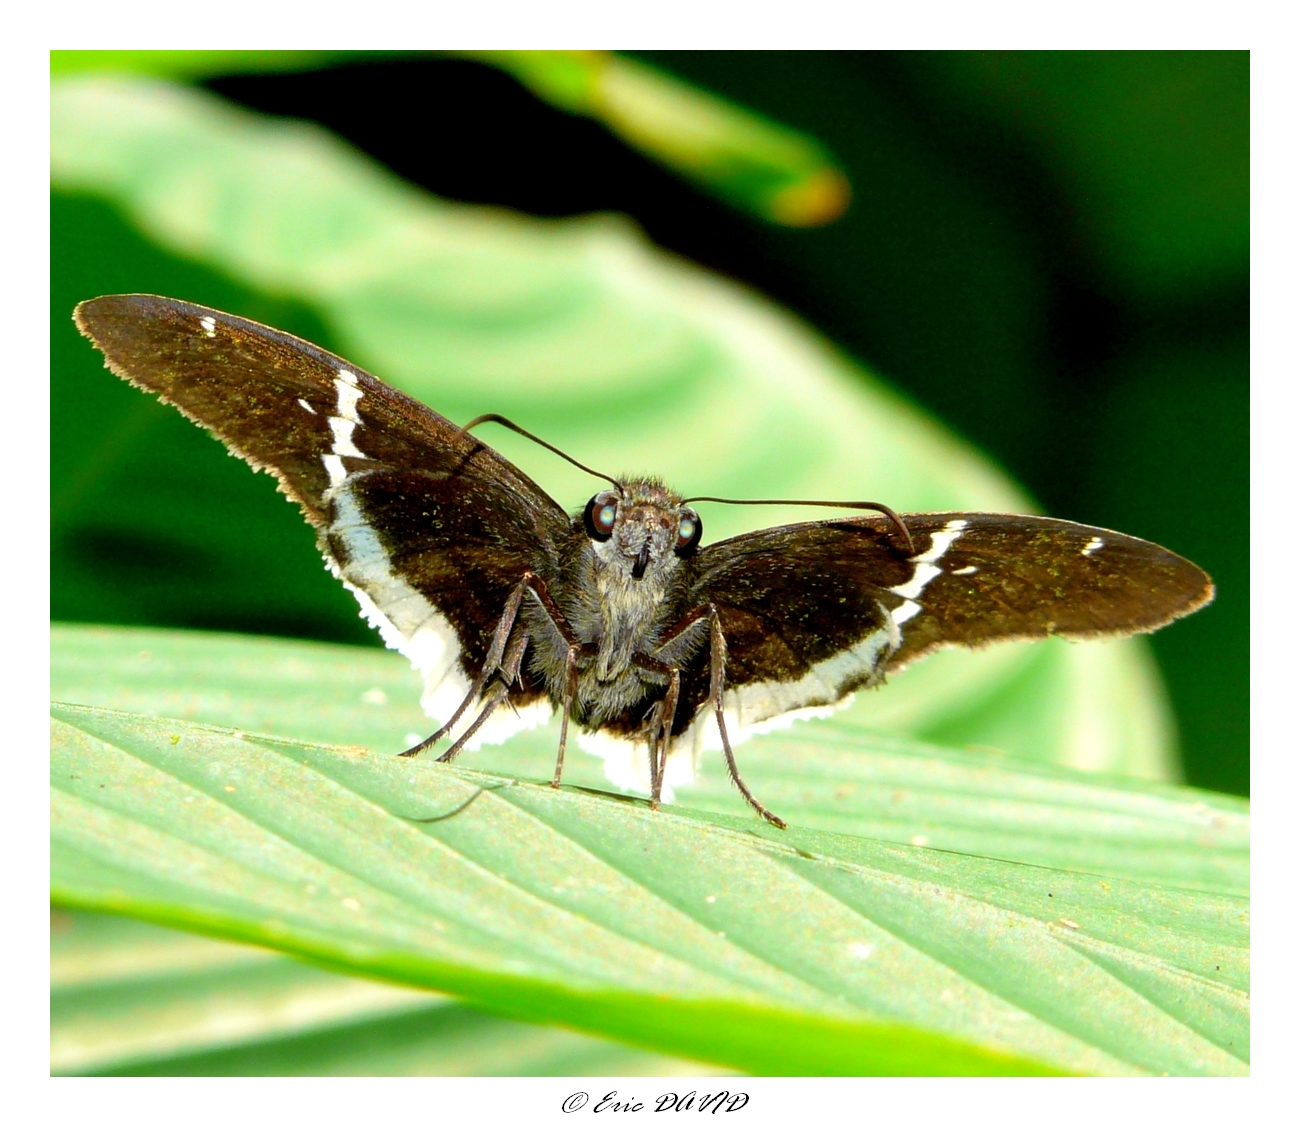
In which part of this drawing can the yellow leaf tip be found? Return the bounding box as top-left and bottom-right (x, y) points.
(768, 167), (851, 227)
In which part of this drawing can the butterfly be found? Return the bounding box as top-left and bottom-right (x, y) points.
(74, 294), (1215, 828)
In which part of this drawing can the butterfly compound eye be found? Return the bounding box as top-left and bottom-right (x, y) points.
(675, 508), (702, 555)
(583, 493), (618, 541)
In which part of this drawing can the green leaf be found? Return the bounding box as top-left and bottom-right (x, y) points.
(51, 629), (1248, 1076)
(49, 51), (849, 227)
(467, 51), (851, 226)
(52, 625), (1243, 894)
(48, 50), (395, 80)
(50, 74), (1180, 781)
(52, 909), (725, 1076)
(51, 908), (440, 1074)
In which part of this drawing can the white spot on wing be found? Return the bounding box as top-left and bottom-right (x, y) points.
(915, 518), (969, 563)
(333, 378), (363, 423)
(322, 454), (347, 488)
(328, 417), (365, 458)
(887, 518), (968, 628)
(297, 398), (317, 414)
(1082, 536), (1104, 556)
(889, 563), (942, 602)
(890, 599), (922, 626)
(320, 374), (368, 486)
(198, 315), (216, 337)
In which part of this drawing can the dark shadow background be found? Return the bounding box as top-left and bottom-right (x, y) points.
(53, 52), (1247, 794)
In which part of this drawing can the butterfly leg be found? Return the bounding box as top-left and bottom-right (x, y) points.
(551, 641), (581, 788)
(504, 574), (598, 791)
(647, 698), (665, 803)
(704, 607), (787, 830)
(648, 604), (789, 826)
(495, 572), (601, 791)
(627, 653), (681, 809)
(434, 681), (510, 763)
(653, 668), (681, 808)
(401, 571), (544, 758)
(433, 627), (530, 764)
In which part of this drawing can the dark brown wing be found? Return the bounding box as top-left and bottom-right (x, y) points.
(878, 512), (1213, 667)
(675, 511), (1213, 731)
(74, 294), (571, 732)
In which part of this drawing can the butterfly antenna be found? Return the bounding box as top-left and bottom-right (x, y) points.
(460, 414), (622, 492)
(684, 496), (916, 555)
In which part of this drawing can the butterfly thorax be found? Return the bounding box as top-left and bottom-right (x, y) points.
(528, 479), (698, 725)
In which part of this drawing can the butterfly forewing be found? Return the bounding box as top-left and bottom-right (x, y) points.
(674, 512), (1213, 736)
(882, 513), (1215, 667)
(75, 294), (570, 733)
(73, 295), (566, 525)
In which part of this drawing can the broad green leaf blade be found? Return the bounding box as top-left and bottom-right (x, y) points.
(49, 74), (1180, 781)
(51, 700), (1248, 1075)
(51, 908), (441, 1073)
(48, 50), (391, 80)
(466, 51), (851, 226)
(52, 625), (1245, 894)
(49, 51), (850, 226)
(52, 909), (723, 1076)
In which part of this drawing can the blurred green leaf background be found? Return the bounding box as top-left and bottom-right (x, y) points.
(50, 51), (1247, 1075)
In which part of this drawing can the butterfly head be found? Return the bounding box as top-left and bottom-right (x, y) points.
(582, 479), (702, 582)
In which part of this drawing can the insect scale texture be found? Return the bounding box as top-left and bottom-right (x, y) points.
(74, 295), (1215, 828)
